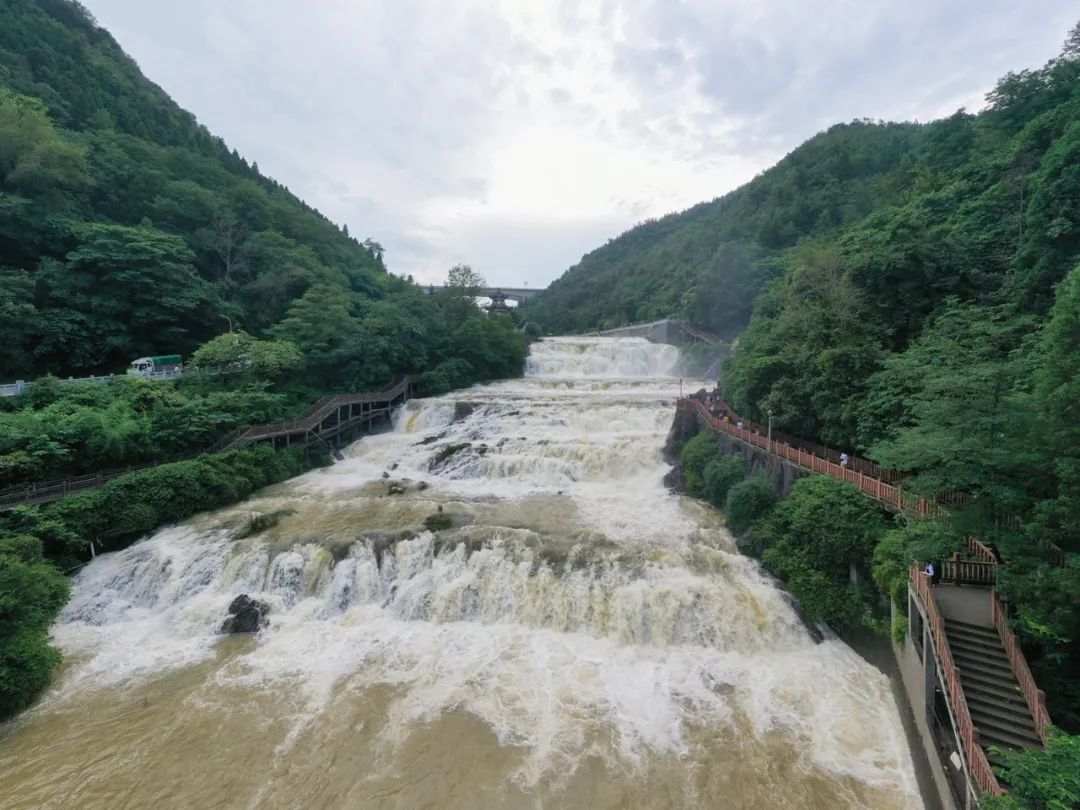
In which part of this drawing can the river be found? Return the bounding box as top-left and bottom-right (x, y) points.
(0, 337), (921, 809)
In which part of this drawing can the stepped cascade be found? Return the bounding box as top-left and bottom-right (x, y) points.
(0, 337), (921, 809)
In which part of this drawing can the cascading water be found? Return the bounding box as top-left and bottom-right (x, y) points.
(0, 336), (922, 809)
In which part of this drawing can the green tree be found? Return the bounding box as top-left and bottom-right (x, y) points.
(190, 330), (303, 378)
(701, 455), (745, 508)
(0, 534), (69, 719)
(982, 729), (1080, 810)
(34, 223), (217, 372)
(724, 475), (777, 534)
(0, 88), (89, 200)
(679, 432), (717, 495)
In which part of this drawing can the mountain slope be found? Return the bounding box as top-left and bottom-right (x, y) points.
(0, 0), (398, 378)
(523, 120), (926, 337)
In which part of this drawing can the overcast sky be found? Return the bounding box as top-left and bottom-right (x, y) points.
(84, 1), (1075, 287)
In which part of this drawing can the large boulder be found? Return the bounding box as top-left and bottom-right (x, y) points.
(221, 594), (270, 634)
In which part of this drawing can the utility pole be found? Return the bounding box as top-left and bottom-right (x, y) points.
(767, 409), (773, 453)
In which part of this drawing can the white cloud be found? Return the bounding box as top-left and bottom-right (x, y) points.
(85, 0), (1076, 286)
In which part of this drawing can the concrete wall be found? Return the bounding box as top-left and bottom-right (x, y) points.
(895, 592), (976, 810)
(597, 319), (680, 343)
(667, 405), (806, 498)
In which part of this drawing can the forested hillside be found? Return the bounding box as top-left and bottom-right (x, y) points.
(588, 22), (1080, 741)
(0, 0), (523, 386)
(526, 29), (1079, 350)
(0, 0), (527, 718)
(722, 27), (1080, 729)
(524, 120), (925, 336)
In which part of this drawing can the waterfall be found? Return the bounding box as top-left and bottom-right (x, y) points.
(1, 337), (922, 810)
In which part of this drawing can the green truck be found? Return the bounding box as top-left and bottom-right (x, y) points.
(127, 355), (183, 376)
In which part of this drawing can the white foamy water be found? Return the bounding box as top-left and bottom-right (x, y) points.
(0, 337), (922, 809)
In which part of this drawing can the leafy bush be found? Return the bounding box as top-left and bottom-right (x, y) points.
(702, 455), (745, 508)
(724, 475), (777, 534)
(983, 729), (1080, 810)
(0, 535), (69, 720)
(891, 614), (908, 645)
(762, 543), (872, 632)
(680, 432), (717, 495)
(872, 520), (960, 605)
(3, 445), (314, 558)
(746, 478), (888, 633)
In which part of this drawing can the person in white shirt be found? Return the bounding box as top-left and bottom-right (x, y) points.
(840, 452), (849, 468)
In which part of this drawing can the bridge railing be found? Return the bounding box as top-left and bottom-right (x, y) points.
(227, 376), (415, 447)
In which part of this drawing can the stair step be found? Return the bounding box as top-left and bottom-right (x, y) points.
(961, 678), (1031, 709)
(953, 651), (1015, 678)
(967, 695), (1038, 731)
(977, 719), (1043, 753)
(945, 619), (999, 639)
(947, 635), (1011, 660)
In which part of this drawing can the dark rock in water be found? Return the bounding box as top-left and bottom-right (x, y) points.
(453, 402), (476, 422)
(221, 594), (270, 634)
(387, 482), (406, 495)
(381, 471), (390, 479)
(417, 431), (447, 446)
(662, 466), (684, 492)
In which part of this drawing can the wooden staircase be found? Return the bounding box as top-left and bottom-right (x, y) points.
(945, 618), (1043, 768)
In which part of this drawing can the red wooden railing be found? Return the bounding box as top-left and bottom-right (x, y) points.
(964, 536), (1000, 564)
(680, 393), (1055, 780)
(911, 566), (1003, 796)
(992, 595), (1051, 745)
(694, 393), (901, 482)
(942, 558), (997, 586)
(679, 398), (931, 514)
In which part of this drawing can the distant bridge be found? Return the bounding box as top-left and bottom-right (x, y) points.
(426, 285), (544, 302)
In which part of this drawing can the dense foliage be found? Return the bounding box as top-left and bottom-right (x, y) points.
(722, 475), (777, 535)
(0, 0), (524, 390)
(983, 730), (1080, 810)
(0, 0), (528, 718)
(0, 533), (68, 720)
(571, 23), (1080, 739)
(753, 477), (889, 633)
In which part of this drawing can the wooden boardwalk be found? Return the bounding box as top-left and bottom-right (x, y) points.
(679, 391), (1054, 798)
(0, 376), (418, 511)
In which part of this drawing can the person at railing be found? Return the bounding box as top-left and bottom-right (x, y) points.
(923, 560), (941, 586)
(840, 452), (849, 468)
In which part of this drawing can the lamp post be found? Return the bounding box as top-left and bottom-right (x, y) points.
(767, 408), (773, 453)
